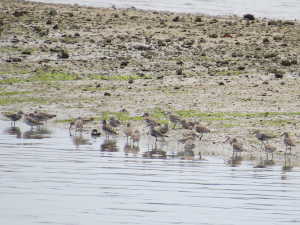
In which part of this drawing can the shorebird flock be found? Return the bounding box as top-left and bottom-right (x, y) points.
(2, 110), (296, 158)
(2, 110), (56, 128)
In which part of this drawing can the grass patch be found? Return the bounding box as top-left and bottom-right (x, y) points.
(55, 119), (74, 123)
(0, 97), (47, 105)
(89, 74), (145, 81)
(97, 111), (144, 122)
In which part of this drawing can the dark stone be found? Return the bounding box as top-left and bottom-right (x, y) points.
(58, 50), (69, 59)
(281, 60), (291, 66)
(176, 69), (183, 75)
(128, 78), (134, 84)
(244, 14), (255, 20)
(104, 92), (111, 96)
(46, 20), (52, 25)
(12, 57), (22, 62)
(49, 10), (57, 16)
(120, 61), (129, 67)
(172, 16), (179, 22)
(195, 16), (202, 22)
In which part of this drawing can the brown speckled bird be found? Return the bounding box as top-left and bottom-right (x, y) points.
(166, 112), (182, 129)
(195, 123), (211, 140)
(282, 132), (295, 153)
(264, 143), (276, 159)
(253, 130), (275, 147)
(232, 138), (247, 155)
(102, 119), (117, 139)
(2, 111), (23, 126)
(147, 122), (168, 142)
(141, 113), (161, 127)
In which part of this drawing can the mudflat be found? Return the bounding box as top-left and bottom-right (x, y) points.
(1, 0), (300, 154)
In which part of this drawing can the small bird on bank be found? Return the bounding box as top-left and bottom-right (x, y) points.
(123, 123), (133, 141)
(184, 139), (196, 151)
(147, 122), (168, 142)
(263, 143), (277, 159)
(178, 133), (199, 144)
(159, 123), (169, 135)
(102, 119), (117, 139)
(69, 117), (94, 130)
(130, 130), (141, 146)
(23, 114), (43, 129)
(29, 113), (48, 124)
(2, 111), (23, 126)
(232, 138), (247, 155)
(281, 132), (295, 153)
(74, 117), (83, 134)
(182, 126), (195, 137)
(34, 110), (56, 123)
(224, 136), (241, 146)
(195, 123), (211, 140)
(109, 117), (121, 131)
(179, 120), (195, 129)
(141, 112), (161, 127)
(166, 112), (182, 129)
(253, 130), (275, 147)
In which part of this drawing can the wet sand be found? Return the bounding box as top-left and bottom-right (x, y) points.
(1, 0), (300, 155)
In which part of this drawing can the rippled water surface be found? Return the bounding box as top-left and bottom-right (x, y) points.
(1, 119), (300, 225)
(29, 0), (300, 20)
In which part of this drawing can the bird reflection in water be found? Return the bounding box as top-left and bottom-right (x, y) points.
(72, 135), (91, 147)
(282, 154), (293, 172)
(100, 139), (119, 152)
(23, 127), (52, 139)
(3, 126), (22, 139)
(254, 159), (275, 168)
(177, 149), (195, 160)
(123, 141), (140, 156)
(142, 143), (167, 159)
(227, 155), (243, 167)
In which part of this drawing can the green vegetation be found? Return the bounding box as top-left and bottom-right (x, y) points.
(55, 119), (74, 123)
(0, 96), (47, 105)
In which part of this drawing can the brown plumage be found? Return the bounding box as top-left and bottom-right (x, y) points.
(102, 119), (117, 139)
(74, 117), (83, 133)
(184, 139), (196, 151)
(109, 117), (121, 131)
(166, 112), (182, 129)
(264, 143), (276, 159)
(69, 117), (94, 130)
(253, 130), (275, 147)
(147, 122), (168, 142)
(2, 111), (23, 126)
(232, 138), (247, 155)
(141, 113), (161, 127)
(195, 123), (211, 140)
(23, 114), (43, 129)
(34, 110), (56, 123)
(130, 130), (141, 146)
(179, 120), (195, 129)
(178, 133), (198, 144)
(182, 126), (195, 137)
(123, 123), (133, 140)
(29, 113), (48, 123)
(224, 136), (239, 146)
(159, 123), (169, 134)
(282, 132), (295, 152)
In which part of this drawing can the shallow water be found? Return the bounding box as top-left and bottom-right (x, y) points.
(28, 0), (300, 20)
(1, 119), (300, 225)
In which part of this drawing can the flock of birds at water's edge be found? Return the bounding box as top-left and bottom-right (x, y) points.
(2, 110), (297, 160)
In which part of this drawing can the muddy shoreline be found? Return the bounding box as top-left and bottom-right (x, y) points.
(1, 0), (300, 155)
